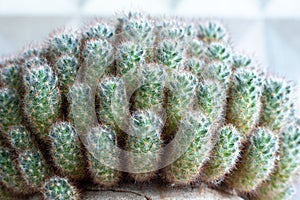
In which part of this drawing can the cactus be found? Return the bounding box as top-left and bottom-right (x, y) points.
(48, 29), (81, 60)
(156, 40), (184, 70)
(42, 176), (79, 200)
(0, 88), (22, 130)
(201, 125), (241, 183)
(116, 41), (145, 89)
(255, 119), (300, 199)
(0, 61), (22, 89)
(18, 147), (51, 188)
(273, 185), (295, 200)
(53, 54), (80, 95)
(84, 22), (114, 41)
(205, 42), (231, 63)
(126, 110), (164, 181)
(198, 21), (227, 43)
(226, 68), (264, 140)
(164, 70), (198, 139)
(81, 38), (114, 89)
(227, 128), (279, 192)
(197, 79), (227, 125)
(0, 146), (28, 194)
(0, 11), (299, 200)
(133, 64), (167, 111)
(118, 12), (155, 61)
(96, 76), (129, 130)
(49, 122), (86, 180)
(259, 77), (294, 131)
(2, 125), (51, 191)
(85, 125), (121, 187)
(232, 54), (253, 70)
(23, 59), (61, 139)
(68, 83), (97, 135)
(4, 125), (32, 151)
(162, 112), (212, 185)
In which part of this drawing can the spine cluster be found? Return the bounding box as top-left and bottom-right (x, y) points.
(0, 11), (299, 200)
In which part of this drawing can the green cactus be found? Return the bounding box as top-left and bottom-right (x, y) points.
(49, 122), (86, 180)
(232, 54), (253, 70)
(2, 125), (52, 193)
(23, 60), (61, 139)
(226, 68), (264, 140)
(83, 21), (115, 75)
(118, 12), (155, 61)
(201, 124), (241, 183)
(0, 146), (28, 194)
(164, 70), (198, 139)
(18, 146), (51, 188)
(0, 62), (22, 89)
(68, 83), (97, 135)
(4, 125), (32, 151)
(198, 21), (227, 43)
(0, 88), (22, 130)
(274, 185), (295, 200)
(132, 63), (167, 112)
(126, 110), (163, 181)
(156, 40), (184, 70)
(197, 79), (227, 125)
(85, 125), (121, 187)
(42, 176), (79, 200)
(81, 38), (114, 89)
(48, 29), (81, 60)
(204, 62), (232, 88)
(162, 112), (212, 185)
(96, 76), (129, 131)
(2, 125), (50, 194)
(256, 119), (300, 199)
(205, 42), (231, 63)
(227, 127), (279, 192)
(84, 22), (114, 40)
(184, 58), (204, 77)
(259, 77), (294, 131)
(53, 54), (80, 95)
(116, 42), (145, 71)
(0, 11), (299, 200)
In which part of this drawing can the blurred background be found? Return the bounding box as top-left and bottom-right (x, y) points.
(0, 0), (299, 199)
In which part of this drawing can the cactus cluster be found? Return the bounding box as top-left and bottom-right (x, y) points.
(0, 11), (299, 200)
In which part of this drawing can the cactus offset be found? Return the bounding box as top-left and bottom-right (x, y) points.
(85, 125), (121, 187)
(23, 59), (61, 139)
(259, 77), (294, 131)
(227, 128), (279, 192)
(201, 124), (241, 183)
(49, 122), (86, 180)
(0, 146), (29, 194)
(164, 70), (198, 139)
(68, 83), (96, 135)
(96, 76), (129, 131)
(42, 176), (79, 200)
(126, 110), (164, 181)
(0, 88), (22, 130)
(226, 68), (264, 140)
(132, 63), (167, 112)
(0, 61), (22, 90)
(255, 118), (300, 199)
(162, 112), (212, 185)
